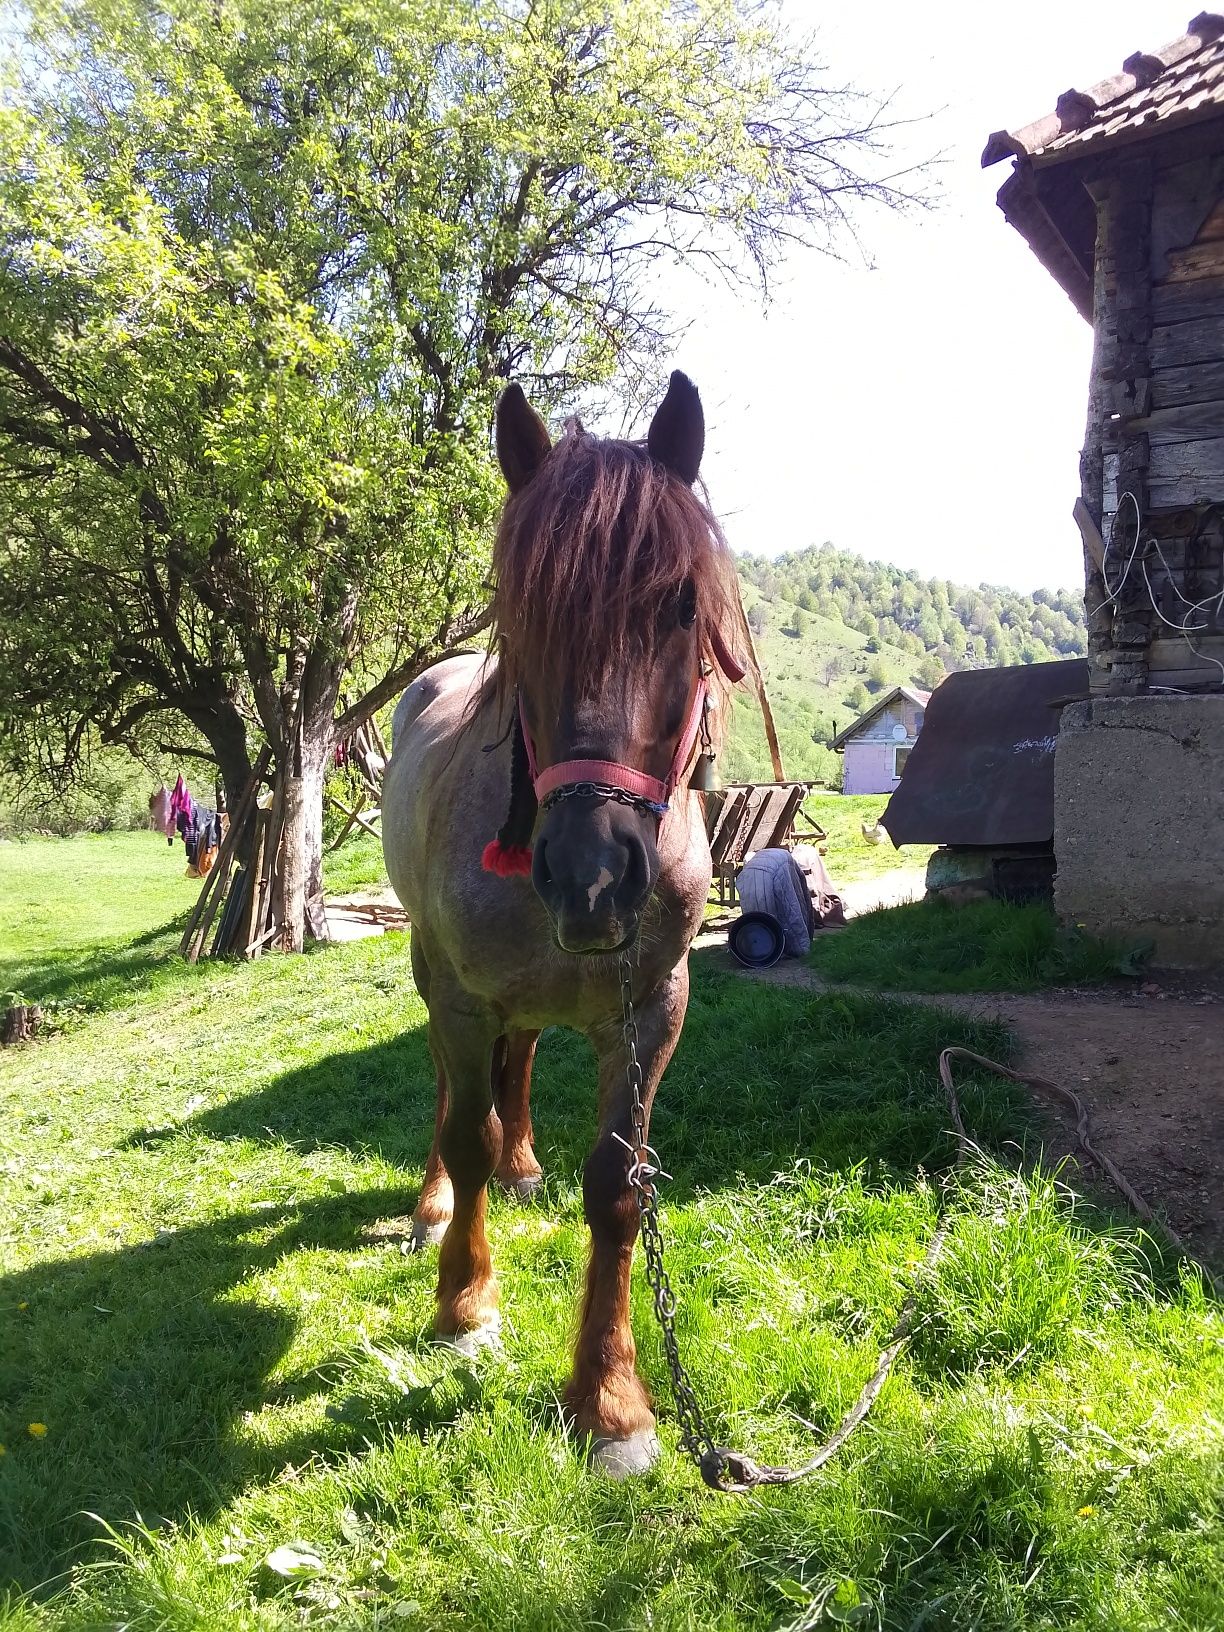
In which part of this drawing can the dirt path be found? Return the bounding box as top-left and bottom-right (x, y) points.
(698, 939), (1224, 1264)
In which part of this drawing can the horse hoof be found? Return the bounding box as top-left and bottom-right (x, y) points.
(435, 1318), (502, 1359)
(589, 1428), (660, 1478)
(409, 1217), (449, 1251)
(499, 1173), (543, 1202)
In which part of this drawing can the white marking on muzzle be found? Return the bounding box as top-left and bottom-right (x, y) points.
(587, 866), (614, 913)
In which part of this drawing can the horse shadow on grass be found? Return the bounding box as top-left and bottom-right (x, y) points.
(126, 966), (1026, 1202)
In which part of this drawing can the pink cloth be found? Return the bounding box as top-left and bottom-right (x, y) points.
(149, 783), (174, 840)
(169, 775), (192, 825)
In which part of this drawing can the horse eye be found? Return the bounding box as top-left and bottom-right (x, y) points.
(676, 581), (697, 628)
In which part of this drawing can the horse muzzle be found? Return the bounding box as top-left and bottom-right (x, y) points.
(531, 806), (657, 956)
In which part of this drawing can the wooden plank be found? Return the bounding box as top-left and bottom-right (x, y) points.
(731, 786), (790, 865)
(251, 772), (286, 956)
(1116, 402), (1224, 444)
(706, 789), (747, 861)
(181, 748), (270, 963)
(1149, 437), (1224, 483)
(1195, 196), (1224, 241)
(1151, 475), (1224, 507)
(760, 785), (806, 851)
(1103, 451), (1120, 515)
(326, 790), (367, 851)
(1152, 273), (1224, 322)
(1152, 314), (1224, 369)
(1150, 358), (1224, 409)
(1149, 634), (1224, 671)
(1151, 158), (1224, 277)
(1072, 497), (1106, 573)
(1163, 239), (1224, 285)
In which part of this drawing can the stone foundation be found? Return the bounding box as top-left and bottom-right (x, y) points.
(1054, 696), (1224, 966)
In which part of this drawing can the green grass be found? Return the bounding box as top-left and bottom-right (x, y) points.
(810, 898), (1134, 994)
(1, 836), (1221, 1629)
(803, 793), (933, 887)
(322, 832), (390, 897)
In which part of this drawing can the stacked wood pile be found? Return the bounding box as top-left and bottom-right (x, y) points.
(180, 746), (277, 962)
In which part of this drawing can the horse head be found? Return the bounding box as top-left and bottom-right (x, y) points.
(487, 372), (744, 954)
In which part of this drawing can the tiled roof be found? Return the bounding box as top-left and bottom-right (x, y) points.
(982, 13), (1224, 168)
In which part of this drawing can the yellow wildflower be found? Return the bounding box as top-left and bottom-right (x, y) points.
(1077, 1505), (1096, 1518)
(27, 1423), (47, 1438)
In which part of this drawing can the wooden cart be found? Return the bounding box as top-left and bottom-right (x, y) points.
(703, 782), (825, 907)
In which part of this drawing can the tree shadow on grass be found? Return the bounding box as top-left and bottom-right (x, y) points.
(0, 913), (192, 1016)
(0, 1184), (423, 1594)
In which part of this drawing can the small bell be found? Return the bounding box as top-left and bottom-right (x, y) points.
(690, 749), (720, 792)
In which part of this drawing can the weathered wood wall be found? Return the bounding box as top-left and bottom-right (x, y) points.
(1083, 133), (1224, 693)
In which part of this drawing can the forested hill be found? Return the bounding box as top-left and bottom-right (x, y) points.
(721, 542), (1087, 785)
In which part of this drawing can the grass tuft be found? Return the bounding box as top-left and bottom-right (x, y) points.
(810, 897), (1135, 994)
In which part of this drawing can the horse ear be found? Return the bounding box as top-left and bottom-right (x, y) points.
(496, 384), (553, 493)
(647, 371), (704, 485)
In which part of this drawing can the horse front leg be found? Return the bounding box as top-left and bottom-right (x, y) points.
(410, 1062), (453, 1248)
(428, 1000), (503, 1352)
(564, 960), (689, 1477)
(494, 1029), (544, 1199)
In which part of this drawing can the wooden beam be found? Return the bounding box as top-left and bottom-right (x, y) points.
(1072, 497), (1107, 573)
(733, 608), (785, 783)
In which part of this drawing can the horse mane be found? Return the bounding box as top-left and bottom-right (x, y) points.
(489, 423), (745, 735)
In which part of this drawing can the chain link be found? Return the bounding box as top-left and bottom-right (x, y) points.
(543, 781), (669, 818)
(617, 954), (733, 1490)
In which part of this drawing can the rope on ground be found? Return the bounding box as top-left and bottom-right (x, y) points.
(708, 1044), (1220, 1493)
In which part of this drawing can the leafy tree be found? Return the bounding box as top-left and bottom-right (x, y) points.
(0, 0), (914, 946)
(846, 680), (870, 713)
(915, 652), (945, 691)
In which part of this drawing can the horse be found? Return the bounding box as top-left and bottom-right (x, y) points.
(381, 371), (747, 1476)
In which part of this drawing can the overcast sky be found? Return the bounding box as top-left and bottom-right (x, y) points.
(653, 0), (1193, 595)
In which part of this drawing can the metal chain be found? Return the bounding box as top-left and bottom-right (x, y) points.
(544, 781), (669, 818)
(615, 961), (1191, 1495)
(617, 954), (730, 1490)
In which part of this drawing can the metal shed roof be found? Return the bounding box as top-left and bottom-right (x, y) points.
(881, 660), (1088, 848)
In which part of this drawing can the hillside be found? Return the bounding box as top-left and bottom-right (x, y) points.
(721, 543), (1086, 784)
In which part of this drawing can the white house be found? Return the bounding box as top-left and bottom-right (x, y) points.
(831, 686), (930, 796)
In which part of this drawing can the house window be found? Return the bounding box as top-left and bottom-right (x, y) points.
(892, 746), (911, 779)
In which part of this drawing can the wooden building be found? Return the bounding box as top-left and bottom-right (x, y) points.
(984, 12), (1224, 693)
(983, 15), (1224, 962)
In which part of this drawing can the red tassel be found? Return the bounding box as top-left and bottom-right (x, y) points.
(481, 840), (533, 877)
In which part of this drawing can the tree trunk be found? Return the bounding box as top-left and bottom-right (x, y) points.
(273, 724), (331, 952)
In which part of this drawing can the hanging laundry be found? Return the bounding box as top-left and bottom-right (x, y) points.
(148, 784), (174, 844)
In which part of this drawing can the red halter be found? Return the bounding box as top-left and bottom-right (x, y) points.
(481, 626), (747, 877)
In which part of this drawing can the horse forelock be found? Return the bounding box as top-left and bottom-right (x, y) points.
(488, 428), (742, 730)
